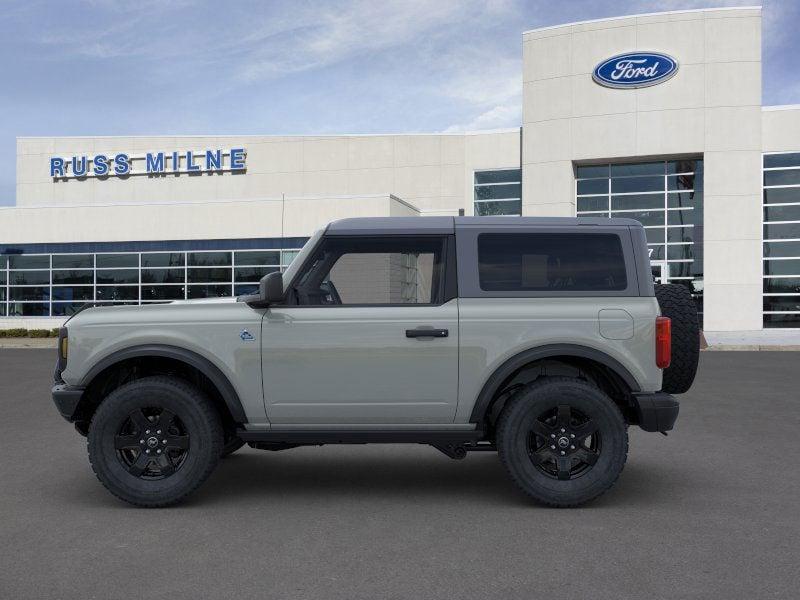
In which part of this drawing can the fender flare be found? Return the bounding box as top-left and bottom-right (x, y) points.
(468, 344), (641, 423)
(79, 344), (247, 424)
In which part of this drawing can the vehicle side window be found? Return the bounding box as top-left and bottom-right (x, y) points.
(292, 236), (446, 306)
(477, 233), (627, 292)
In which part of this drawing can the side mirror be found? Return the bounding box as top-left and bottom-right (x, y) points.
(259, 271), (284, 305)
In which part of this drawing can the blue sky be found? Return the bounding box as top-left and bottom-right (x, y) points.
(1, 0), (798, 206)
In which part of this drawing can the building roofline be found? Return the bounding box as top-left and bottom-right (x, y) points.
(522, 5), (761, 36)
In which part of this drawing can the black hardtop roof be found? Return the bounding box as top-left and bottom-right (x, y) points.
(326, 216), (643, 235)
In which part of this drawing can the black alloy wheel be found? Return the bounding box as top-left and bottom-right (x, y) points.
(114, 407), (190, 479)
(527, 404), (601, 481)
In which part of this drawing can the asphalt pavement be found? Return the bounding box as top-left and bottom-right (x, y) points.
(0, 349), (798, 599)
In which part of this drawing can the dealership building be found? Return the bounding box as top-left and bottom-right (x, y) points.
(2, 5), (800, 334)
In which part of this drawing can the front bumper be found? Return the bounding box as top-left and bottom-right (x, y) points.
(52, 384), (85, 422)
(632, 392), (679, 433)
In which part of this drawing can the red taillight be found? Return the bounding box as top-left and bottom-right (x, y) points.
(656, 316), (671, 369)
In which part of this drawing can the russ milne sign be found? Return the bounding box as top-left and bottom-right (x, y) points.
(49, 148), (246, 179)
(592, 52), (678, 89)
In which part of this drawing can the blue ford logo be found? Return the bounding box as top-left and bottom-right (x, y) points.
(593, 52), (678, 89)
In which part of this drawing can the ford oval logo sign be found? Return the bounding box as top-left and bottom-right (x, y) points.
(593, 52), (678, 89)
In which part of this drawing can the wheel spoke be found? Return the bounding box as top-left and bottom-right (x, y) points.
(114, 434), (140, 450)
(127, 451), (151, 477)
(556, 405), (572, 428)
(556, 456), (572, 480)
(157, 409), (176, 432)
(575, 447), (599, 466)
(165, 434), (189, 450)
(530, 420), (553, 439)
(572, 421), (598, 440)
(157, 453), (176, 476)
(130, 409), (152, 434)
(530, 446), (552, 465)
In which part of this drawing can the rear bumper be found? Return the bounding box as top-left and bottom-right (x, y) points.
(632, 392), (679, 433)
(52, 384), (85, 422)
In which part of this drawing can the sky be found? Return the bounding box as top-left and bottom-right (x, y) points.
(1, 0), (799, 206)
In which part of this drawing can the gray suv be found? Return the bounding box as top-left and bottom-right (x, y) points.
(52, 217), (700, 507)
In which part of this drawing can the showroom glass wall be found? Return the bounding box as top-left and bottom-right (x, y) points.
(763, 152), (800, 328)
(0, 247), (301, 317)
(575, 159), (704, 324)
(474, 169), (522, 216)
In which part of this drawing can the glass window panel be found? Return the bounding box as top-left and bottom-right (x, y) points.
(668, 191), (703, 209)
(764, 204), (800, 222)
(577, 196), (608, 212)
(141, 268), (184, 284)
(764, 313), (800, 327)
(576, 165), (608, 179)
(96, 286), (139, 301)
(9, 303), (49, 316)
(51, 286), (93, 301)
(10, 287), (50, 301)
(763, 241), (800, 258)
(667, 160), (702, 174)
(611, 162), (663, 177)
(665, 261), (699, 277)
(478, 233), (627, 292)
(668, 209), (699, 226)
(234, 251), (280, 266)
(576, 179), (607, 195)
(51, 303), (87, 316)
(52, 254), (93, 269)
(611, 176), (663, 194)
(0, 271), (5, 285)
(474, 200), (522, 216)
(667, 227), (694, 243)
(763, 296), (800, 312)
(0, 304), (5, 316)
(610, 210), (664, 226)
(764, 153), (800, 168)
(667, 174), (699, 191)
(10, 271), (49, 285)
(474, 183), (521, 201)
(234, 266), (278, 283)
(0, 255), (6, 269)
(187, 267), (231, 283)
(611, 194), (664, 211)
(764, 223), (800, 240)
(52, 270), (93, 284)
(141, 285), (185, 300)
(96, 253), (138, 268)
(188, 284), (232, 299)
(474, 169), (520, 185)
(141, 253), (185, 268)
(763, 188), (800, 204)
(667, 245), (694, 261)
(648, 245), (665, 261)
(9, 255), (48, 269)
(95, 269), (138, 284)
(764, 278), (800, 294)
(644, 228), (665, 244)
(234, 284), (258, 296)
(188, 252), (231, 267)
(282, 251), (299, 265)
(0, 288), (5, 301)
(764, 170), (800, 186)
(764, 259), (800, 276)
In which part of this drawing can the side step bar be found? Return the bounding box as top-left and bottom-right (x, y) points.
(237, 428), (486, 446)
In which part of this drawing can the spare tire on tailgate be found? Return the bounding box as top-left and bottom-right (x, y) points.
(655, 284), (700, 394)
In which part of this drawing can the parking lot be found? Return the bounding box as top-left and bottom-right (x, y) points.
(0, 349), (798, 599)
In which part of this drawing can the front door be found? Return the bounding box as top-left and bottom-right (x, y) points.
(261, 235), (459, 424)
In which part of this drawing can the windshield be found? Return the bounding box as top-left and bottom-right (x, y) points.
(280, 229), (323, 293)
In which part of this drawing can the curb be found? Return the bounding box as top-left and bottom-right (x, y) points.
(0, 339), (58, 349)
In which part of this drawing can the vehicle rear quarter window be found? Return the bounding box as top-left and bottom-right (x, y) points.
(477, 233), (627, 292)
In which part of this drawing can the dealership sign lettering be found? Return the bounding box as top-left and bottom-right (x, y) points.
(49, 148), (246, 179)
(592, 52), (678, 89)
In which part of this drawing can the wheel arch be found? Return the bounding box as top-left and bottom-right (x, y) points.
(78, 344), (247, 427)
(468, 344), (641, 426)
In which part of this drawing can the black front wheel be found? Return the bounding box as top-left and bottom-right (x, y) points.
(88, 376), (223, 507)
(497, 377), (628, 507)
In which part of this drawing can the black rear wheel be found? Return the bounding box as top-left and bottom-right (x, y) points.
(497, 377), (628, 507)
(88, 376), (223, 507)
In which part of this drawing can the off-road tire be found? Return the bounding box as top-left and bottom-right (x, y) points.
(496, 377), (628, 507)
(220, 436), (245, 458)
(655, 283), (700, 394)
(87, 376), (223, 508)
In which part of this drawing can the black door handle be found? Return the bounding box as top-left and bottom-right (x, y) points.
(406, 328), (449, 338)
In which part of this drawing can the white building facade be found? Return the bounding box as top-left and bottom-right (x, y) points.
(3, 6), (800, 333)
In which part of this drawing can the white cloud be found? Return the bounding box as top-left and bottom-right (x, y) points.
(442, 103), (521, 132)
